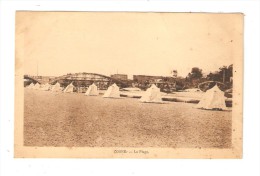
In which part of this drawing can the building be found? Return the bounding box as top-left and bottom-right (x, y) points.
(111, 74), (128, 81)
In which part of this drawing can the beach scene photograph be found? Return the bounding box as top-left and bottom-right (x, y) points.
(15, 12), (243, 157)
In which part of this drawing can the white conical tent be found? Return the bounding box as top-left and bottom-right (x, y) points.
(139, 84), (163, 103)
(49, 84), (53, 90)
(27, 83), (34, 89)
(38, 83), (44, 90)
(33, 83), (41, 90)
(103, 83), (120, 98)
(85, 83), (99, 96)
(51, 82), (62, 92)
(41, 83), (51, 91)
(196, 85), (227, 110)
(63, 83), (75, 93)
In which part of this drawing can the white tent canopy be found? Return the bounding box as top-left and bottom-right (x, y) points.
(41, 83), (51, 91)
(51, 82), (63, 92)
(139, 84), (164, 103)
(196, 85), (227, 110)
(103, 83), (120, 98)
(63, 82), (75, 93)
(27, 83), (34, 89)
(85, 83), (99, 96)
(33, 83), (41, 90)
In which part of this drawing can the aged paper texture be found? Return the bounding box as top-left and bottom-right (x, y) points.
(15, 12), (243, 158)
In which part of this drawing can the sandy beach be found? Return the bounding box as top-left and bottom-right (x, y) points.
(24, 89), (232, 148)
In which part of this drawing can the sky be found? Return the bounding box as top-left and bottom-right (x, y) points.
(16, 12), (242, 79)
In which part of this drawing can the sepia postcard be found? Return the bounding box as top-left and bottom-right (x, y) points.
(15, 11), (243, 158)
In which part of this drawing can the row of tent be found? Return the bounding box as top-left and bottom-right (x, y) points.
(134, 84), (227, 110)
(139, 84), (228, 110)
(26, 82), (227, 110)
(27, 82), (63, 92)
(27, 82), (99, 96)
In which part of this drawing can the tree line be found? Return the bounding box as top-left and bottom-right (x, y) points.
(175, 64), (233, 90)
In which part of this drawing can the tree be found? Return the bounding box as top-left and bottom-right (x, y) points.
(185, 67), (203, 88)
(172, 69), (178, 78)
(187, 67), (203, 80)
(205, 64), (233, 89)
(219, 64), (233, 83)
(206, 64), (233, 83)
(206, 72), (222, 82)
